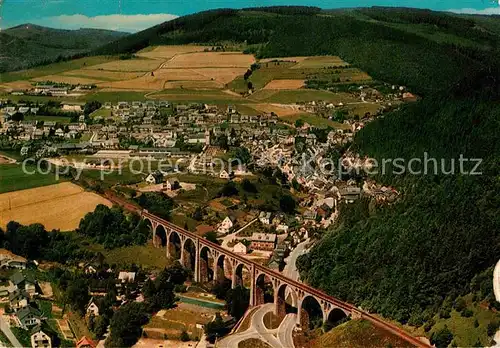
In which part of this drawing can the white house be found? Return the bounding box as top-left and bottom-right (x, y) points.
(31, 326), (52, 348)
(0, 249), (27, 269)
(233, 242), (247, 254)
(259, 212), (272, 225)
(86, 299), (100, 317)
(118, 271), (136, 283)
(217, 217), (233, 234)
(145, 171), (163, 185)
(164, 177), (179, 191)
(9, 289), (29, 311)
(16, 306), (42, 329)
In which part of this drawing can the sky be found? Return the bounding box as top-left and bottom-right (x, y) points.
(1, 0), (500, 32)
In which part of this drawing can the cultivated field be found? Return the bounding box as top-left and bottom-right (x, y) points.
(63, 69), (143, 81)
(32, 75), (103, 85)
(157, 68), (208, 81)
(0, 80), (33, 91)
(85, 58), (162, 72)
(0, 182), (112, 231)
(263, 79), (305, 90)
(250, 103), (305, 116)
(190, 67), (248, 84)
(163, 80), (222, 90)
(162, 52), (255, 68)
(136, 45), (212, 59)
(280, 113), (351, 129)
(0, 56), (115, 82)
(97, 72), (171, 90)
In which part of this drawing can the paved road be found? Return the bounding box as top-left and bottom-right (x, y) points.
(253, 304), (283, 348)
(218, 304), (286, 348)
(283, 239), (309, 281)
(277, 314), (296, 348)
(0, 316), (22, 347)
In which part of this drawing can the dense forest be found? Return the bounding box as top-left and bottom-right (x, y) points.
(0, 24), (128, 72)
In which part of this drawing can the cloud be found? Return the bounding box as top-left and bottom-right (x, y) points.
(44, 13), (179, 32)
(447, 7), (500, 15)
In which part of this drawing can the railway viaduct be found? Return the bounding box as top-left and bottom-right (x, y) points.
(141, 210), (429, 347)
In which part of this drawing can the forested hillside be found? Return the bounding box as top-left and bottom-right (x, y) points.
(0, 24), (128, 72)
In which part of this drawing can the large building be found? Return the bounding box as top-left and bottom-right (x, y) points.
(250, 233), (277, 251)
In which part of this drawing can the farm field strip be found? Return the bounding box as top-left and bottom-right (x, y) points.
(0, 182), (112, 231)
(162, 52), (256, 68)
(32, 74), (104, 85)
(136, 45), (213, 59)
(0, 182), (83, 211)
(263, 79), (305, 90)
(84, 58), (163, 72)
(63, 69), (144, 81)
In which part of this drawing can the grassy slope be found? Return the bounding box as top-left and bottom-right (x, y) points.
(314, 319), (414, 348)
(0, 56), (116, 83)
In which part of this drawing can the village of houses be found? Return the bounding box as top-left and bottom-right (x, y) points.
(0, 248), (105, 348)
(0, 85), (408, 346)
(0, 90), (402, 268)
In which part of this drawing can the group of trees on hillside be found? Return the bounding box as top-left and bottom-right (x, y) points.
(78, 205), (151, 249)
(1, 221), (94, 262)
(135, 192), (175, 220)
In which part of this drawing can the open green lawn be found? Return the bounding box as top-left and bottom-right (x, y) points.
(80, 167), (144, 186)
(80, 91), (150, 103)
(0, 164), (64, 194)
(315, 319), (413, 348)
(90, 108), (113, 119)
(0, 56), (117, 83)
(24, 115), (72, 123)
(0, 330), (11, 346)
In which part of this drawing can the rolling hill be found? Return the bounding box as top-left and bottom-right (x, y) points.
(91, 6), (500, 97)
(0, 24), (128, 73)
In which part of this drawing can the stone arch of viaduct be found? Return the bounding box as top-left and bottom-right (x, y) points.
(144, 212), (355, 327)
(142, 211), (428, 347)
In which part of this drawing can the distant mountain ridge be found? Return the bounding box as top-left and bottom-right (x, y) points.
(0, 24), (129, 73)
